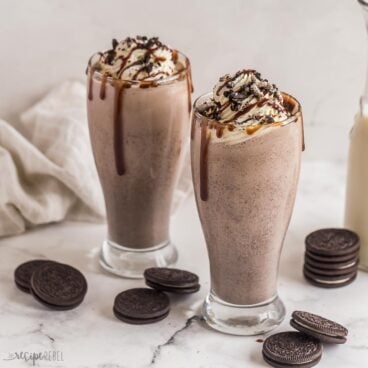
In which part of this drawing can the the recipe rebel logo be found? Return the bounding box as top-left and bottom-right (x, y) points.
(2, 350), (64, 365)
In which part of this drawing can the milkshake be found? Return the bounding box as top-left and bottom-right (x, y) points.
(191, 70), (303, 335)
(87, 36), (192, 278)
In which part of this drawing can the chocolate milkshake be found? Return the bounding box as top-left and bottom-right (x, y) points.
(87, 36), (192, 277)
(191, 70), (303, 335)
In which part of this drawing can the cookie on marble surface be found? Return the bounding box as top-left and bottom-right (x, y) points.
(14, 259), (58, 293)
(262, 331), (322, 368)
(30, 262), (87, 310)
(113, 288), (170, 324)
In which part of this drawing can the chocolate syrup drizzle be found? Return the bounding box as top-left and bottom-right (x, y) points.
(185, 58), (194, 113)
(99, 74), (107, 100)
(215, 70), (254, 97)
(87, 68), (95, 101)
(87, 45), (193, 177)
(113, 83), (125, 175)
(100, 36), (178, 81)
(205, 70), (286, 126)
(200, 121), (210, 201)
(194, 92), (304, 202)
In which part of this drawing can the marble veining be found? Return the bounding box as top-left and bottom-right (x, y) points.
(0, 161), (367, 367)
(150, 316), (202, 366)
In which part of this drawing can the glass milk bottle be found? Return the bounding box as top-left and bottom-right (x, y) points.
(345, 0), (368, 271)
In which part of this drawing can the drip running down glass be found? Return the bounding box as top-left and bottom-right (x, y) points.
(191, 91), (303, 335)
(86, 47), (192, 278)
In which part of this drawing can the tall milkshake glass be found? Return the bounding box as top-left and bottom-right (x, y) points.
(86, 37), (192, 278)
(191, 70), (304, 335)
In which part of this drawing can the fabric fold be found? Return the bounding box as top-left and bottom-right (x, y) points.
(0, 80), (192, 238)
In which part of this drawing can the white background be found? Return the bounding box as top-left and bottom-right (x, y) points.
(0, 0), (366, 161)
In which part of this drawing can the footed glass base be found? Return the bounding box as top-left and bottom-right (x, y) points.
(100, 239), (178, 279)
(202, 292), (286, 336)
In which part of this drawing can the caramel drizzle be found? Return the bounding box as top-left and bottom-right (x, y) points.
(283, 94), (305, 152)
(200, 122), (210, 201)
(142, 72), (169, 82)
(246, 125), (261, 135)
(172, 50), (178, 63)
(216, 126), (224, 138)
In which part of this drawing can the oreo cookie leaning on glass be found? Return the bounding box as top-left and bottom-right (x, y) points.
(303, 228), (360, 288)
(144, 267), (200, 294)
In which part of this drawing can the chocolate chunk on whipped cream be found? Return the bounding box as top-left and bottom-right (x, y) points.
(202, 70), (290, 128)
(90, 36), (181, 81)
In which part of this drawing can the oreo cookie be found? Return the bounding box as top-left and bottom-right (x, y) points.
(305, 229), (359, 256)
(304, 262), (358, 277)
(304, 229), (359, 288)
(113, 309), (169, 324)
(14, 260), (57, 293)
(303, 268), (357, 288)
(262, 331), (322, 368)
(30, 263), (88, 310)
(290, 311), (348, 344)
(144, 267), (200, 294)
(113, 288), (170, 324)
(145, 279), (200, 294)
(306, 250), (358, 264)
(305, 256), (358, 271)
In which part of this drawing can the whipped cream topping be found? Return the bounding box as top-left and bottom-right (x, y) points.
(91, 36), (181, 81)
(201, 70), (290, 128)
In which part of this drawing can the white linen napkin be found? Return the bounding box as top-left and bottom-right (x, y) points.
(0, 81), (192, 238)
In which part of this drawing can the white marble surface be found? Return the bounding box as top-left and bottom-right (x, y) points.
(0, 0), (366, 161)
(0, 160), (367, 368)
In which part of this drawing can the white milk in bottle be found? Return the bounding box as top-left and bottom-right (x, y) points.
(345, 100), (368, 271)
(345, 0), (368, 271)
